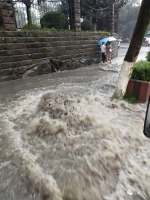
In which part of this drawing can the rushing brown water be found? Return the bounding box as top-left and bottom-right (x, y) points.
(0, 63), (149, 200)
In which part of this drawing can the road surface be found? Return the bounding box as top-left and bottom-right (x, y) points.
(113, 43), (149, 65)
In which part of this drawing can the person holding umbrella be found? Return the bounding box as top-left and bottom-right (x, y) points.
(100, 42), (106, 63)
(106, 41), (112, 63)
(118, 39), (122, 49)
(118, 41), (120, 49)
(98, 36), (116, 64)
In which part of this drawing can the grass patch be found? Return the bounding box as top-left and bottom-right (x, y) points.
(123, 93), (137, 104)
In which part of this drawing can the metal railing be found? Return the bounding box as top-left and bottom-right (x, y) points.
(13, 0), (62, 29)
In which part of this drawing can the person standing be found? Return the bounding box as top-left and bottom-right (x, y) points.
(118, 41), (120, 49)
(100, 42), (106, 63)
(106, 41), (112, 63)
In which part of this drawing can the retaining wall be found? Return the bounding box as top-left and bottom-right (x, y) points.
(0, 31), (118, 82)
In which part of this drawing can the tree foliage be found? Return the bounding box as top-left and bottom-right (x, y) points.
(16, 0), (141, 31)
(55, 0), (143, 32)
(16, 0), (45, 7)
(119, 4), (140, 39)
(60, 0), (137, 31)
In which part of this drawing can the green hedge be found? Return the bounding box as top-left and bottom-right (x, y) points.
(22, 23), (41, 30)
(131, 61), (150, 81)
(146, 51), (150, 61)
(81, 20), (93, 31)
(40, 11), (67, 29)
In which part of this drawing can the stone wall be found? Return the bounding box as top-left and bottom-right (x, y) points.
(0, 31), (118, 82)
(0, 0), (16, 31)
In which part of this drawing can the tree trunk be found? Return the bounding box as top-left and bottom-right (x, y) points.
(92, 0), (97, 31)
(113, 0), (150, 100)
(114, 11), (119, 34)
(93, 22), (96, 31)
(73, 0), (81, 32)
(109, 2), (114, 35)
(93, 20), (97, 31)
(26, 6), (32, 29)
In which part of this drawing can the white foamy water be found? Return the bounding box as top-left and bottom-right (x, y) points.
(0, 63), (150, 200)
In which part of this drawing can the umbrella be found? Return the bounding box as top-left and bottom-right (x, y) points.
(98, 38), (108, 46)
(108, 36), (117, 41)
(98, 36), (117, 46)
(118, 39), (122, 41)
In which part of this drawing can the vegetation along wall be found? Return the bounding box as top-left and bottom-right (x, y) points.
(0, 31), (118, 82)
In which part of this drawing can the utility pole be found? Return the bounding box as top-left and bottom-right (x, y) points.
(109, 2), (114, 35)
(68, 0), (74, 29)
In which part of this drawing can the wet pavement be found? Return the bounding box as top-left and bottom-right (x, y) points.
(0, 43), (149, 97)
(113, 43), (148, 65)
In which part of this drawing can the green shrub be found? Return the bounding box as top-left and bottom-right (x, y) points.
(40, 11), (67, 29)
(96, 31), (110, 36)
(81, 20), (93, 31)
(123, 93), (137, 104)
(146, 51), (150, 61)
(42, 27), (56, 31)
(131, 61), (150, 81)
(22, 23), (41, 30)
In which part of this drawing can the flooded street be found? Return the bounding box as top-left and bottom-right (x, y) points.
(0, 44), (150, 200)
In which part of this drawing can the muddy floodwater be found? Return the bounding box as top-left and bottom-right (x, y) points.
(0, 45), (150, 200)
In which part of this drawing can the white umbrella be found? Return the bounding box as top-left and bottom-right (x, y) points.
(107, 36), (117, 42)
(118, 39), (122, 41)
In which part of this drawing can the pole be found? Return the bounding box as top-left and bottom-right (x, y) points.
(109, 2), (114, 35)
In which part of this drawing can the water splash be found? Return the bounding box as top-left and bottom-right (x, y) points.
(1, 89), (148, 200)
(0, 63), (149, 200)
